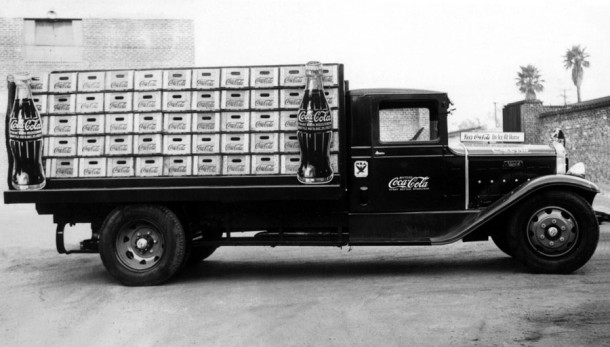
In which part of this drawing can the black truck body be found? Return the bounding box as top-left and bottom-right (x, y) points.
(3, 64), (601, 285)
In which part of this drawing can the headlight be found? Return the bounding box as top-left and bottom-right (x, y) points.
(551, 141), (566, 174)
(567, 162), (585, 178)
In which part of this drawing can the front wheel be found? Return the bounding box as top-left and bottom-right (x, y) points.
(507, 191), (599, 274)
(99, 205), (187, 286)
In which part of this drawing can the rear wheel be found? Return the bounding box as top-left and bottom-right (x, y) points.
(507, 191), (599, 274)
(99, 205), (186, 286)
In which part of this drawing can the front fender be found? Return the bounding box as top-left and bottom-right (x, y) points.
(431, 175), (599, 245)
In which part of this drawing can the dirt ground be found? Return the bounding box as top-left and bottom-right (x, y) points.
(1, 203), (609, 347)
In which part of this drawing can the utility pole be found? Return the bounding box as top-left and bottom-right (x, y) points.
(493, 102), (499, 129)
(559, 89), (568, 106)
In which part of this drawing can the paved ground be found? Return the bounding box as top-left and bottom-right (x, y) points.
(1, 202), (609, 347)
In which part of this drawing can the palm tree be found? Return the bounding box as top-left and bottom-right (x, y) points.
(563, 45), (590, 103)
(516, 65), (544, 101)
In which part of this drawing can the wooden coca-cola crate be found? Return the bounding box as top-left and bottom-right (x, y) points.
(77, 136), (105, 157)
(107, 157), (135, 177)
(78, 157), (107, 177)
(192, 68), (220, 89)
(163, 69), (192, 90)
(76, 93), (104, 113)
(133, 113), (162, 133)
(77, 71), (105, 92)
(77, 114), (105, 135)
(222, 155), (250, 175)
(192, 134), (220, 154)
(250, 111), (279, 132)
(163, 156), (192, 176)
(250, 67), (279, 88)
(105, 71), (134, 91)
(252, 155), (280, 175)
(135, 70), (163, 90)
(193, 155), (222, 176)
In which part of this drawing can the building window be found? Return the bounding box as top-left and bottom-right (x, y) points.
(24, 19), (83, 61)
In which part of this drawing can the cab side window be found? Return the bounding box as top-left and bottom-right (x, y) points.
(378, 103), (438, 143)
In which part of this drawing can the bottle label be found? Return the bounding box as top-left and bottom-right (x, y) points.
(9, 118), (42, 139)
(297, 109), (332, 131)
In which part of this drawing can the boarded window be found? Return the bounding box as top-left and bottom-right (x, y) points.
(379, 107), (437, 143)
(24, 19), (83, 61)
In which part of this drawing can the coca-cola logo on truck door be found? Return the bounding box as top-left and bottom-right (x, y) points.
(388, 176), (430, 191)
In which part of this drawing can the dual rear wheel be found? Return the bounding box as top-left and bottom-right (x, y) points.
(99, 205), (216, 286)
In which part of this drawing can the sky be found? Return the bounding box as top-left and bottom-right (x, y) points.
(3, 0), (610, 129)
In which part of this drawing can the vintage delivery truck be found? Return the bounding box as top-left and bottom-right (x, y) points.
(3, 63), (601, 286)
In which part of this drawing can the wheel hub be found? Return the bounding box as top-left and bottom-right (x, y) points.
(115, 221), (165, 271)
(527, 207), (578, 257)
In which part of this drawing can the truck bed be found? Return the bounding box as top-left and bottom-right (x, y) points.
(3, 175), (343, 204)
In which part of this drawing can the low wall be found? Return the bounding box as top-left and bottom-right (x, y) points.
(536, 99), (610, 187)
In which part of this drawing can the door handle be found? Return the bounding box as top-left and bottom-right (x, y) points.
(374, 150), (385, 156)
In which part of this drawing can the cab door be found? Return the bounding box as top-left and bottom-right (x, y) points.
(366, 99), (446, 212)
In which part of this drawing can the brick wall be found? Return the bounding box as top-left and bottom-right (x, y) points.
(536, 102), (610, 186)
(0, 17), (194, 187)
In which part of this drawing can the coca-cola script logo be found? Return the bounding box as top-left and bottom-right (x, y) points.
(255, 99), (274, 107)
(388, 176), (430, 191)
(256, 164), (275, 172)
(197, 79), (216, 86)
(225, 143), (244, 151)
(82, 145), (101, 152)
(9, 119), (42, 137)
(197, 123), (215, 130)
(255, 77), (273, 85)
(255, 142), (274, 150)
(198, 165), (217, 173)
(56, 168), (74, 176)
(110, 144), (128, 152)
(167, 100), (186, 108)
(226, 122), (244, 129)
(169, 166), (187, 173)
(225, 78), (244, 86)
(112, 167), (131, 174)
(83, 82), (101, 89)
(80, 102), (100, 110)
(168, 123), (186, 130)
(197, 144), (215, 152)
(255, 120), (275, 128)
(284, 76), (304, 84)
(139, 123), (158, 131)
(197, 101), (216, 109)
(54, 81), (72, 89)
(138, 101), (157, 108)
(111, 81), (128, 88)
(168, 144), (187, 151)
(139, 80), (157, 87)
(109, 101), (127, 109)
(297, 110), (332, 131)
(285, 98), (301, 106)
(226, 99), (244, 107)
(168, 79), (186, 87)
(141, 166), (159, 174)
(82, 124), (100, 132)
(138, 143), (157, 151)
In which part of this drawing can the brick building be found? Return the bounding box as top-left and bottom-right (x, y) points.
(0, 16), (194, 185)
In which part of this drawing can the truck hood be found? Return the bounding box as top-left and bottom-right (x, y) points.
(449, 143), (556, 157)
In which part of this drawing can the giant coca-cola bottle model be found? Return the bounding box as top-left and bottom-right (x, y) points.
(8, 73), (46, 190)
(297, 61), (333, 184)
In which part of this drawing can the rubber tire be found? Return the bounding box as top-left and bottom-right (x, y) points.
(99, 205), (187, 286)
(507, 191), (599, 274)
(491, 231), (513, 257)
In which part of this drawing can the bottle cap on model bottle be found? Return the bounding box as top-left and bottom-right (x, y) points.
(13, 72), (31, 85)
(305, 61), (323, 77)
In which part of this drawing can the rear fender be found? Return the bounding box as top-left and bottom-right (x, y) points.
(431, 175), (599, 245)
